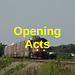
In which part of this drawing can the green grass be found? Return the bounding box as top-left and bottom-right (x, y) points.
(37, 60), (75, 75)
(56, 55), (72, 60)
(4, 63), (26, 75)
(1, 57), (75, 75)
(0, 58), (11, 70)
(37, 60), (61, 75)
(49, 54), (73, 60)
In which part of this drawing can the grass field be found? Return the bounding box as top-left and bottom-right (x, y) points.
(37, 60), (75, 75)
(0, 57), (75, 75)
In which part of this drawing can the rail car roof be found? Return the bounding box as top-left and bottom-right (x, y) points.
(29, 36), (41, 40)
(33, 38), (47, 42)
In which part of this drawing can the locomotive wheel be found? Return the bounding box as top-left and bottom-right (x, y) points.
(30, 52), (33, 58)
(29, 52), (38, 59)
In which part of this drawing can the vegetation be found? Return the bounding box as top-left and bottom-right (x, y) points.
(4, 64), (26, 75)
(56, 54), (72, 60)
(48, 44), (75, 53)
(0, 43), (6, 56)
(0, 58), (12, 70)
(37, 60), (75, 75)
(0, 43), (75, 75)
(0, 57), (28, 75)
(0, 58), (75, 75)
(49, 54), (73, 60)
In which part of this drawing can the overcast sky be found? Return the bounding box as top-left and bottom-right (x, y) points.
(0, 0), (75, 46)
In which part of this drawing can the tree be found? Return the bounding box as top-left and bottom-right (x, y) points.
(0, 43), (6, 56)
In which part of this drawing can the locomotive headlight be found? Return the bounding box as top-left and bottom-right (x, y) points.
(43, 49), (46, 52)
(36, 49), (39, 51)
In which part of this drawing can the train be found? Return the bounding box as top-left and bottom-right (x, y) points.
(4, 36), (49, 58)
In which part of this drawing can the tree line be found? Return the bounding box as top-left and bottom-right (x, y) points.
(0, 43), (6, 56)
(48, 44), (75, 53)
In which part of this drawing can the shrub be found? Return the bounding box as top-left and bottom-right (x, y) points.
(4, 64), (26, 75)
(56, 55), (72, 60)
(37, 60), (62, 75)
(0, 58), (11, 70)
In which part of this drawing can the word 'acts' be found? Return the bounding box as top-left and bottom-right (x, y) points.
(25, 40), (50, 49)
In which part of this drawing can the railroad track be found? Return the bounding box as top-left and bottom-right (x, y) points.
(31, 59), (75, 64)
(31, 59), (49, 63)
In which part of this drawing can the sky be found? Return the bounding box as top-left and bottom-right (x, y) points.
(0, 0), (75, 46)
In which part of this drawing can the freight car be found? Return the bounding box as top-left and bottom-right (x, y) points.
(4, 36), (48, 58)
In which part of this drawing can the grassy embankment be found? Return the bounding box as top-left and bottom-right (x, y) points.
(0, 57), (29, 75)
(37, 60), (75, 75)
(0, 57), (75, 75)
